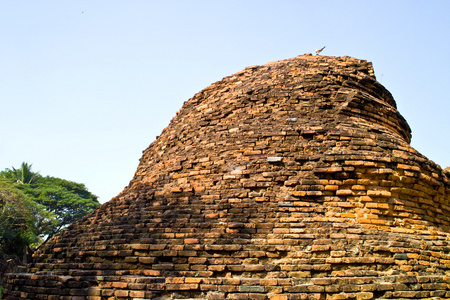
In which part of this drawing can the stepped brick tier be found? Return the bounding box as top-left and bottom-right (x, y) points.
(4, 54), (450, 300)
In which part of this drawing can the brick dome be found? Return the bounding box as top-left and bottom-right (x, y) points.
(5, 54), (450, 299)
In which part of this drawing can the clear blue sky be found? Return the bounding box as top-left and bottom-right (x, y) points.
(1, 1), (449, 203)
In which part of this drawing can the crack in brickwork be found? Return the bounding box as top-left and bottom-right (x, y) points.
(4, 54), (450, 299)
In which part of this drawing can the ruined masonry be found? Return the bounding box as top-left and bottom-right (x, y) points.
(4, 54), (450, 300)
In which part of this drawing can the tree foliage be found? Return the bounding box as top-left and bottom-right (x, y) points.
(0, 180), (40, 256)
(0, 163), (100, 258)
(1, 162), (39, 184)
(20, 176), (100, 239)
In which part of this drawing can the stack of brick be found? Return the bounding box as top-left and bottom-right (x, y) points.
(4, 54), (450, 299)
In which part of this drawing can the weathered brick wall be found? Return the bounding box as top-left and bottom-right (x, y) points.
(4, 54), (450, 299)
(5, 273), (450, 299)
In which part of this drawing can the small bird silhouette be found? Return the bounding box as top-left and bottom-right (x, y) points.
(315, 46), (326, 55)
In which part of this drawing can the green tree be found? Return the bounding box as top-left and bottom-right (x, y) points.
(1, 162), (38, 184)
(0, 180), (39, 257)
(0, 163), (100, 246)
(21, 176), (100, 241)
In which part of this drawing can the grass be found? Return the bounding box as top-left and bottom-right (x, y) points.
(0, 285), (3, 299)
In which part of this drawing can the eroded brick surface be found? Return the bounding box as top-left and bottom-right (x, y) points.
(4, 54), (450, 299)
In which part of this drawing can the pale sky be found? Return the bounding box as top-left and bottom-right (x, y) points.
(1, 1), (449, 203)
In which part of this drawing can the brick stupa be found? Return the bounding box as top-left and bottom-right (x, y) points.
(4, 54), (450, 299)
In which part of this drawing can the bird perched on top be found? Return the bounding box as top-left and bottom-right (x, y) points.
(315, 46), (326, 55)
